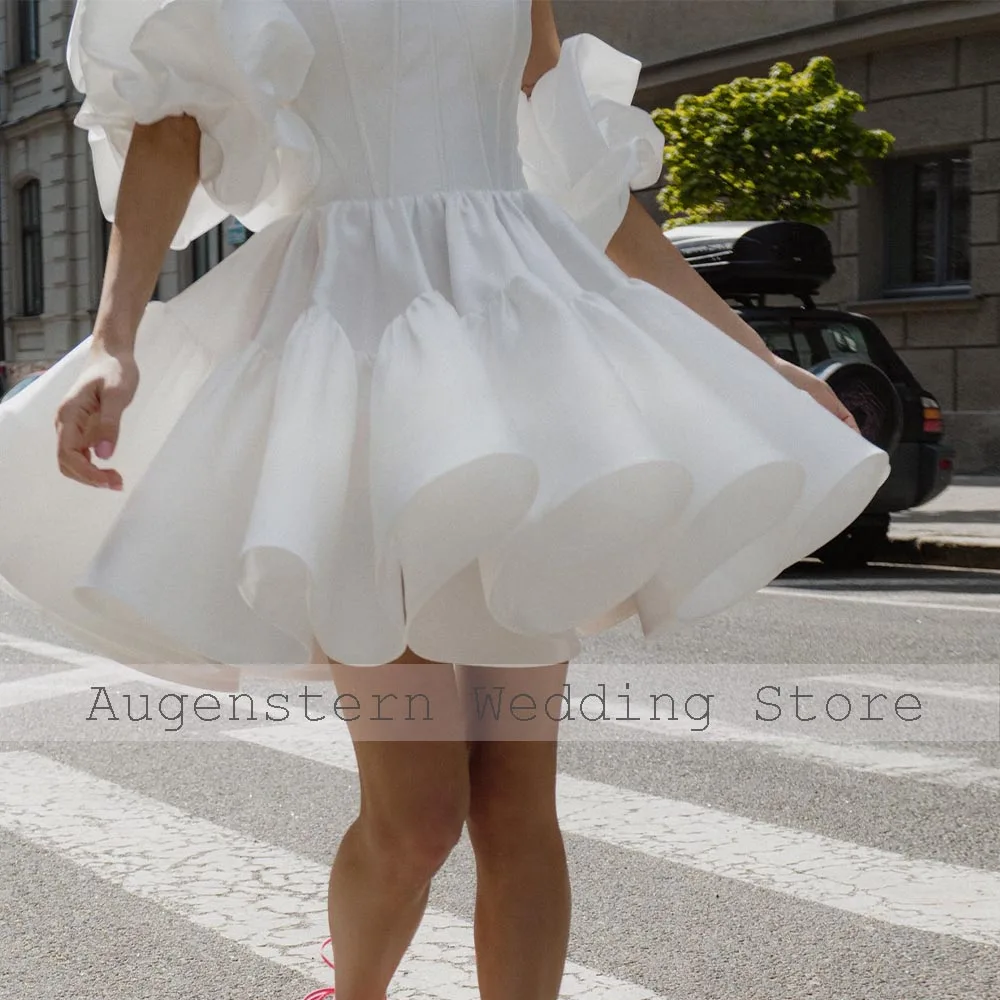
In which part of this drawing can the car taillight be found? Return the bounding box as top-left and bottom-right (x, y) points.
(921, 395), (943, 434)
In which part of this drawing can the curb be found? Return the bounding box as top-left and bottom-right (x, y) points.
(879, 536), (1000, 571)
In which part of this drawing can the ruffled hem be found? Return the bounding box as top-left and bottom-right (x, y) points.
(0, 190), (888, 687)
(67, 0), (320, 250)
(517, 34), (666, 250)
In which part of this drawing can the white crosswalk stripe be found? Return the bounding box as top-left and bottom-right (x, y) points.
(1, 627), (998, 1000)
(564, 700), (1000, 790)
(0, 664), (139, 709)
(231, 719), (1000, 948)
(0, 750), (660, 1000)
(762, 587), (1000, 615)
(0, 631), (120, 671)
(616, 718), (1000, 789)
(804, 672), (1000, 705)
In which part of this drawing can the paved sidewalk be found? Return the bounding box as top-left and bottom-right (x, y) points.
(886, 476), (1000, 569)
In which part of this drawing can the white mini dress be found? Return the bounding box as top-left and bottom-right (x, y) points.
(0, 0), (889, 688)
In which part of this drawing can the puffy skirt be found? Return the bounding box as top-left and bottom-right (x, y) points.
(0, 190), (888, 688)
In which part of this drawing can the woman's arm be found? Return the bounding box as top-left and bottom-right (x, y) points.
(608, 198), (858, 428)
(606, 197), (781, 367)
(523, 1), (774, 366)
(523, 1), (857, 428)
(93, 115), (202, 354)
(56, 114), (201, 489)
(522, 0), (561, 96)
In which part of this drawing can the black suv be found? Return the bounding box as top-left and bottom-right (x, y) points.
(665, 220), (955, 568)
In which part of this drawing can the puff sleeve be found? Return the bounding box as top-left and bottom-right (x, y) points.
(67, 0), (320, 249)
(517, 34), (665, 251)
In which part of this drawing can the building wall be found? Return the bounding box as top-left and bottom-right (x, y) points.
(1, 0), (81, 376)
(553, 0), (1000, 472)
(553, 0), (842, 66)
(823, 34), (1000, 473)
(0, 0), (233, 391)
(556, 0), (1000, 104)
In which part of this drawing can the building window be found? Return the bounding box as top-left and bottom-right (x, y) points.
(16, 0), (41, 65)
(884, 153), (971, 295)
(19, 181), (43, 317)
(192, 224), (224, 281)
(0, 215), (6, 378)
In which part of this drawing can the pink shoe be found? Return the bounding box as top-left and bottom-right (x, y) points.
(301, 937), (335, 999)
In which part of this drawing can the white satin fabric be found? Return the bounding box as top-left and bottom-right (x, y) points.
(0, 0), (888, 687)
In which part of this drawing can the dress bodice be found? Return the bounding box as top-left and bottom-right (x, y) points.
(68, 0), (665, 249)
(289, 0), (533, 201)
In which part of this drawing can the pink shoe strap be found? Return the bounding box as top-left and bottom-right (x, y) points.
(302, 937), (335, 999)
(301, 936), (388, 1000)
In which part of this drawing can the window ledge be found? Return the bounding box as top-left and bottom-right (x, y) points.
(848, 294), (982, 314)
(4, 58), (49, 81)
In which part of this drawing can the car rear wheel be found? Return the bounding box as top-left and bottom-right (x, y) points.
(814, 516), (890, 570)
(811, 359), (904, 454)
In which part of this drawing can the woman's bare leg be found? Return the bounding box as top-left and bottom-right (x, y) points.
(323, 647), (469, 1000)
(458, 662), (571, 1000)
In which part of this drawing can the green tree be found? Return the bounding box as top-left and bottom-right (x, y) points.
(652, 56), (894, 228)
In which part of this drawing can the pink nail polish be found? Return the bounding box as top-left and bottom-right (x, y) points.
(95, 440), (113, 459)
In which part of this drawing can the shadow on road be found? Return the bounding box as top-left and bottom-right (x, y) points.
(893, 510), (1000, 525)
(777, 561), (1000, 597)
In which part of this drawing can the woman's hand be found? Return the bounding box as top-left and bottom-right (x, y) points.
(771, 356), (860, 433)
(51, 115), (200, 490)
(55, 342), (139, 490)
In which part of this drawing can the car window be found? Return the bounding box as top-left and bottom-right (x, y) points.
(746, 312), (915, 386)
(752, 321), (799, 365)
(794, 318), (901, 372)
(793, 331), (814, 368)
(746, 315), (905, 376)
(818, 321), (872, 361)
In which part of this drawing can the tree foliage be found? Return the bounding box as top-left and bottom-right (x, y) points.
(652, 56), (894, 228)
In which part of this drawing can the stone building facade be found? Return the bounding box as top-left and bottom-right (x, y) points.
(555, 0), (1000, 472)
(0, 0), (237, 390)
(2, 1), (999, 470)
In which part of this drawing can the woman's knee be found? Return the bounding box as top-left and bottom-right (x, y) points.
(459, 664), (567, 854)
(361, 785), (469, 881)
(466, 741), (561, 854)
(467, 790), (560, 852)
(351, 736), (471, 882)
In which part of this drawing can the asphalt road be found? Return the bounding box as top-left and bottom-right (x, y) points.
(1, 562), (998, 1000)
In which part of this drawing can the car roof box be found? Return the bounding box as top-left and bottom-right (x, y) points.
(664, 221), (835, 296)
